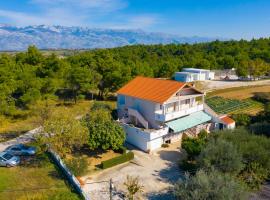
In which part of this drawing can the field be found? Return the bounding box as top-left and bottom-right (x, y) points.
(0, 153), (80, 200)
(206, 96), (264, 115)
(208, 85), (270, 100)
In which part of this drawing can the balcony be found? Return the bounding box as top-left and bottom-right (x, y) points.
(155, 104), (204, 122)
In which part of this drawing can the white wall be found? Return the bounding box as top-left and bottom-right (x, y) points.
(119, 95), (160, 129)
(122, 124), (169, 152)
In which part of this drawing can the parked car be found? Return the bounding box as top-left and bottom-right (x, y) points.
(5, 144), (36, 156)
(0, 152), (20, 167)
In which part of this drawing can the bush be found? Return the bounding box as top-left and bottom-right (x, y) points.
(114, 146), (127, 154)
(231, 113), (251, 126)
(198, 138), (243, 174)
(161, 143), (169, 148)
(101, 152), (134, 169)
(253, 92), (270, 103)
(250, 121), (270, 137)
(174, 170), (247, 200)
(182, 137), (206, 160)
(66, 157), (89, 176)
(179, 159), (198, 174)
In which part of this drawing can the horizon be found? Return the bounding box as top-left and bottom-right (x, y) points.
(0, 0), (269, 40)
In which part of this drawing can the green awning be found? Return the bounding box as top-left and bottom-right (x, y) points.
(165, 111), (212, 133)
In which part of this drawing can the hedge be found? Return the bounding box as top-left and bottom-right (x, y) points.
(101, 152), (134, 169)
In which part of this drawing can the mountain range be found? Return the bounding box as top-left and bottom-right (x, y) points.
(0, 24), (220, 51)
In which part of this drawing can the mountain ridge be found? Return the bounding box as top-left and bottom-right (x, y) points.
(0, 24), (221, 51)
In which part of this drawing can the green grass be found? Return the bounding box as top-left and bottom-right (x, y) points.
(206, 96), (264, 115)
(0, 152), (81, 200)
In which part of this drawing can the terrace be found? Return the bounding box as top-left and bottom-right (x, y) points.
(155, 94), (204, 122)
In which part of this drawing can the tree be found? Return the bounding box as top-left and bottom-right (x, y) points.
(231, 113), (251, 126)
(174, 170), (247, 200)
(181, 131), (207, 160)
(84, 109), (125, 151)
(124, 175), (144, 200)
(39, 111), (89, 157)
(66, 66), (100, 103)
(198, 138), (243, 174)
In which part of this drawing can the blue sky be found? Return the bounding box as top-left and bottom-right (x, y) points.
(0, 0), (269, 39)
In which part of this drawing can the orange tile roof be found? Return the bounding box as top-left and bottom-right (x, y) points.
(117, 76), (186, 104)
(220, 116), (235, 125)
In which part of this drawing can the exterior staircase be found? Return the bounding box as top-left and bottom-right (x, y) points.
(128, 108), (149, 129)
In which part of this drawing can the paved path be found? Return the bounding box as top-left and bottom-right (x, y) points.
(0, 127), (41, 151)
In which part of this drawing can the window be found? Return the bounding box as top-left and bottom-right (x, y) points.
(185, 99), (190, 104)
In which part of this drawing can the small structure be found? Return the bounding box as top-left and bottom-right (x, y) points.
(175, 68), (215, 82)
(117, 76), (234, 152)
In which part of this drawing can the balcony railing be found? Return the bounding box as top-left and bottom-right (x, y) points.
(155, 104), (204, 122)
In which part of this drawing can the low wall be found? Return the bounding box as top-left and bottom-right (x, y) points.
(48, 148), (90, 200)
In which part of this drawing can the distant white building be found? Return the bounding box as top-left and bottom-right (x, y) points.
(117, 76), (234, 152)
(175, 68), (215, 82)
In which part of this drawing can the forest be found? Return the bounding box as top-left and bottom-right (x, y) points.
(1, 38), (270, 118)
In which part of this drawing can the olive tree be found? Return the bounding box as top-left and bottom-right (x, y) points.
(197, 138), (243, 174)
(174, 170), (247, 200)
(39, 111), (89, 157)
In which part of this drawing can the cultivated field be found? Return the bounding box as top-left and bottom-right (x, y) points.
(206, 96), (264, 115)
(205, 84), (269, 115)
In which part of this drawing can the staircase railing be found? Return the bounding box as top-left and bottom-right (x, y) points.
(128, 108), (149, 129)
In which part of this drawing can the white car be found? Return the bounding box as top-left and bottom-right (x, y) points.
(0, 152), (20, 167)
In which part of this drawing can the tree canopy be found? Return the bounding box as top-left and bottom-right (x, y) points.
(1, 39), (270, 117)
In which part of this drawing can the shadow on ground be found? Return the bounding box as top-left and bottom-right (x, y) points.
(147, 190), (175, 200)
(157, 150), (182, 184)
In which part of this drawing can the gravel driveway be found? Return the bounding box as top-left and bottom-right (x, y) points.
(82, 142), (183, 200)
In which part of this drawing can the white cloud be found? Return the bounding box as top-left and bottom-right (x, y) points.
(105, 14), (161, 30)
(0, 0), (162, 30)
(30, 0), (127, 12)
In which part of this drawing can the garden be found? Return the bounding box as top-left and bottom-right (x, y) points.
(206, 96), (263, 115)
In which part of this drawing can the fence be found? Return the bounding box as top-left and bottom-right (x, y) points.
(48, 148), (90, 200)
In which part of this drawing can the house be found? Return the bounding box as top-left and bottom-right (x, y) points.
(175, 68), (215, 82)
(117, 76), (235, 152)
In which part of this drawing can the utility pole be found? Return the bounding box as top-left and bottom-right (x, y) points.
(109, 178), (113, 200)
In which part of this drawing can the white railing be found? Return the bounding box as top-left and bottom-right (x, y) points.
(128, 108), (149, 129)
(155, 104), (204, 122)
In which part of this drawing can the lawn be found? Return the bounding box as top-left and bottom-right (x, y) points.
(66, 149), (121, 175)
(206, 96), (264, 115)
(0, 152), (81, 200)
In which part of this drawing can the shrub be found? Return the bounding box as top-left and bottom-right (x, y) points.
(182, 137), (205, 160)
(66, 157), (89, 176)
(179, 159), (198, 174)
(91, 101), (112, 111)
(161, 143), (169, 148)
(253, 92), (270, 103)
(231, 113), (251, 126)
(101, 152), (134, 169)
(250, 121), (270, 137)
(115, 146), (127, 154)
(174, 170), (247, 200)
(198, 138), (243, 174)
